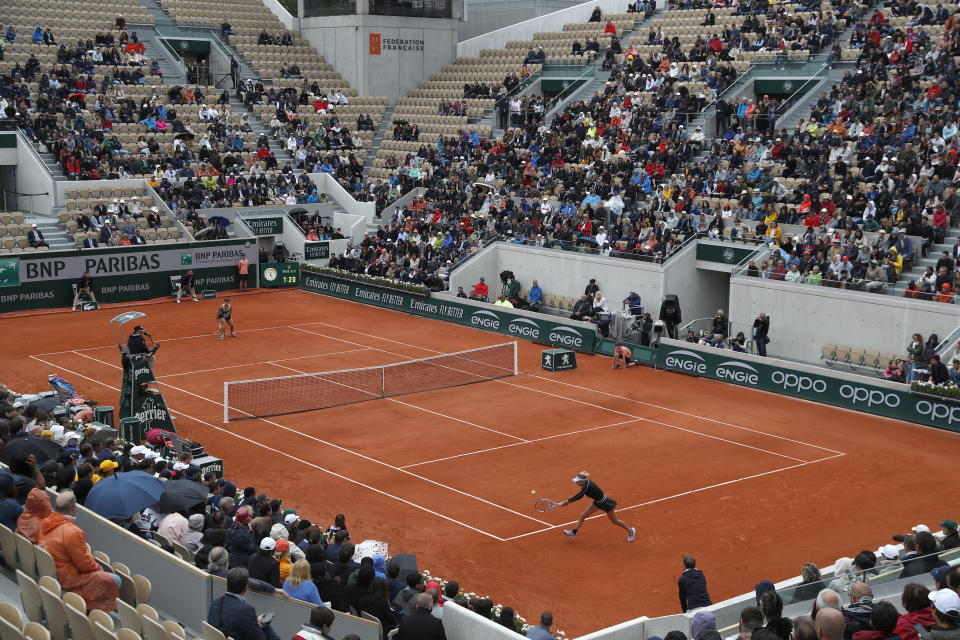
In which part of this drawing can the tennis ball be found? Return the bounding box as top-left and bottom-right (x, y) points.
(531, 490), (536, 494)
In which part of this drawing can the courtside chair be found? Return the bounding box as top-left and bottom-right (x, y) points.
(849, 347), (865, 368)
(139, 614), (171, 640)
(38, 586), (69, 640)
(62, 592), (85, 614)
(161, 621), (185, 640)
(87, 611), (113, 634)
(117, 572), (138, 607)
(35, 546), (58, 580)
(863, 350), (880, 369)
(64, 600), (96, 640)
(0, 524), (17, 569)
(38, 576), (60, 595)
(93, 622), (118, 640)
(878, 353), (895, 368)
(0, 603), (22, 630)
(820, 343), (836, 361)
(114, 601), (141, 635)
(17, 571), (44, 624)
(23, 623), (50, 640)
(133, 576), (152, 605)
(834, 345), (852, 364)
(135, 604), (158, 623)
(14, 533), (37, 577)
(0, 615), (23, 640)
(117, 630), (141, 640)
(201, 622), (226, 640)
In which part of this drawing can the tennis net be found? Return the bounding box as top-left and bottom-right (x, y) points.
(223, 342), (518, 422)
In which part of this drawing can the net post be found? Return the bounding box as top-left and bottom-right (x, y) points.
(381, 366), (386, 398)
(223, 381), (229, 424)
(513, 341), (518, 376)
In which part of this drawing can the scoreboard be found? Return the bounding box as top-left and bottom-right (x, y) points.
(259, 262), (299, 288)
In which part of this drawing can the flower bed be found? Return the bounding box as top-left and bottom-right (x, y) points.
(911, 381), (960, 402)
(299, 264), (430, 296)
(419, 569), (567, 637)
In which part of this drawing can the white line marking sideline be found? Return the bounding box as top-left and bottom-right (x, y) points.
(28, 354), (509, 542)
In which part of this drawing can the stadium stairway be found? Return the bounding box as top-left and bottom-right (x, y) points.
(362, 100), (398, 176)
(26, 215), (77, 250)
(136, 0), (261, 83)
(136, 29), (188, 86)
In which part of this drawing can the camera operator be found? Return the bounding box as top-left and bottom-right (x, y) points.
(752, 313), (770, 357)
(711, 309), (728, 340)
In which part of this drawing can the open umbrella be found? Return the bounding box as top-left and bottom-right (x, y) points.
(29, 397), (62, 413)
(84, 471), (164, 520)
(0, 435), (62, 464)
(288, 207), (308, 217)
(152, 479), (208, 514)
(207, 215), (230, 227)
(86, 428), (118, 444)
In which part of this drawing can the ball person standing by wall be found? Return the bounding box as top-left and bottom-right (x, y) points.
(72, 270), (97, 311)
(237, 254), (250, 292)
(177, 269), (198, 303)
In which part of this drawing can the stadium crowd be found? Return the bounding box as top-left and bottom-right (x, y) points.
(3, 382), (960, 640)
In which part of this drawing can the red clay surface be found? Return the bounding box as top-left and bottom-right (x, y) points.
(3, 288), (959, 636)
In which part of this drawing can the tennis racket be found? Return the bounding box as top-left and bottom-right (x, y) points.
(535, 498), (561, 512)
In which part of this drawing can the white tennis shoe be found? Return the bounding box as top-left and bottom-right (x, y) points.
(563, 529), (576, 538)
(627, 528), (636, 542)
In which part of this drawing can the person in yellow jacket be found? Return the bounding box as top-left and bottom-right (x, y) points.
(885, 246), (903, 276)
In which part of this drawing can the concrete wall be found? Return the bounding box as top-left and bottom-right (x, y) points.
(663, 240), (730, 326)
(444, 601), (534, 640)
(457, 0), (626, 58)
(309, 173), (376, 220)
(299, 15), (458, 97)
(15, 134), (55, 214)
(458, 0), (585, 40)
(263, 0), (297, 30)
(728, 275), (960, 362)
(446, 241), (727, 323)
(448, 242), (667, 310)
(333, 211), (367, 243)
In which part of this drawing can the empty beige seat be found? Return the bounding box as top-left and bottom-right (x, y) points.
(834, 345), (852, 363)
(820, 343), (836, 361)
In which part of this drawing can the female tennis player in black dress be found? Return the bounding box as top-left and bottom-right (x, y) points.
(560, 471), (635, 541)
(217, 298), (235, 340)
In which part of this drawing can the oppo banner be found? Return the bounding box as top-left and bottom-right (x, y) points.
(299, 272), (598, 351)
(652, 341), (959, 432)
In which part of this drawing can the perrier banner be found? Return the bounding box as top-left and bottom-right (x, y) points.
(119, 354), (176, 440)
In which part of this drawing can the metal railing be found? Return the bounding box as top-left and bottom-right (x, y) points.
(128, 22), (187, 79)
(2, 188), (51, 215)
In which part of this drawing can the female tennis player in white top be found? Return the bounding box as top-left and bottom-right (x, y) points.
(217, 298), (235, 340)
(559, 471), (635, 541)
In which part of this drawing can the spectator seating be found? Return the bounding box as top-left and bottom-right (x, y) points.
(0, 211), (39, 254)
(821, 342), (907, 376)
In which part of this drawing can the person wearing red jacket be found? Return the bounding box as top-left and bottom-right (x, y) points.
(894, 583), (936, 640)
(470, 277), (489, 301)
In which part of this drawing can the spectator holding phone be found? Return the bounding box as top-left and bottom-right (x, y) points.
(207, 567), (280, 640)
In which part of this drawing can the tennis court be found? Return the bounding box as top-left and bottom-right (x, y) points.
(6, 288), (960, 635)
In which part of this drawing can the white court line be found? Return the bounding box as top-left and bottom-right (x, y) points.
(502, 452), (847, 541)
(34, 322), (315, 357)
(161, 348), (368, 377)
(68, 349), (550, 528)
(285, 327), (528, 443)
(294, 319), (844, 456)
(287, 325), (810, 465)
(400, 418), (642, 469)
(27, 355), (508, 542)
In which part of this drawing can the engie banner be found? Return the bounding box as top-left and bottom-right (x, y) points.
(652, 339), (960, 432)
(300, 271), (598, 351)
(0, 241), (259, 312)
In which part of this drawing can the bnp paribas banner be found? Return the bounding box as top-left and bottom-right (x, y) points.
(0, 241), (258, 312)
(652, 341), (960, 432)
(300, 271), (598, 351)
